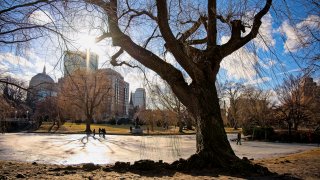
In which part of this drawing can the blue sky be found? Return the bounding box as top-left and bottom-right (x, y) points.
(0, 0), (319, 94)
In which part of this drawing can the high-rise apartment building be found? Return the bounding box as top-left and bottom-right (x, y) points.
(300, 77), (320, 102)
(63, 51), (98, 76)
(300, 77), (320, 123)
(60, 51), (130, 119)
(98, 68), (130, 117)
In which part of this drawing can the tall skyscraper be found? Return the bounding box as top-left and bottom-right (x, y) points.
(124, 82), (130, 115)
(132, 88), (146, 109)
(63, 51), (98, 76)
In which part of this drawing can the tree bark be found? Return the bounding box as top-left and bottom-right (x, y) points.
(187, 82), (237, 167)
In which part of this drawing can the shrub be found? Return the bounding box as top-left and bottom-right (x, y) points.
(242, 126), (274, 140)
(117, 118), (130, 125)
(272, 130), (319, 143)
(96, 120), (108, 124)
(74, 120), (82, 124)
(107, 118), (116, 125)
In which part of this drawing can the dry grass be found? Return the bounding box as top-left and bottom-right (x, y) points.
(255, 148), (320, 179)
(35, 122), (196, 135)
(35, 122), (240, 135)
(224, 127), (242, 134)
(1, 148), (319, 179)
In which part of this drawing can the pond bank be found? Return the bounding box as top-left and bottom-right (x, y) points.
(0, 148), (319, 179)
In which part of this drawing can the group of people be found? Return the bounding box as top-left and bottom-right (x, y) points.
(92, 128), (107, 138)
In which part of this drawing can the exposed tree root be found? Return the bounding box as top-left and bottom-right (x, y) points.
(107, 154), (275, 178)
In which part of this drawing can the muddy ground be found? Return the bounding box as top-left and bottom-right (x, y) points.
(0, 148), (319, 179)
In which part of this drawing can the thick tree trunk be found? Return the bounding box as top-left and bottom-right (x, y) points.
(188, 82), (238, 167)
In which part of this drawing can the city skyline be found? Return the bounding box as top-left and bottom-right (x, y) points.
(28, 61), (147, 116)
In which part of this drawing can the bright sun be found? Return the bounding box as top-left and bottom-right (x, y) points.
(76, 34), (99, 52)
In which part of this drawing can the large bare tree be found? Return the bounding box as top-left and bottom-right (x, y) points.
(58, 70), (112, 132)
(78, 0), (273, 167)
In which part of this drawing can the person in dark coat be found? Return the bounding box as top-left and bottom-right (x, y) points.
(237, 132), (242, 145)
(102, 128), (106, 139)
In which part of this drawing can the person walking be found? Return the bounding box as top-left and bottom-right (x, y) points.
(102, 128), (106, 139)
(93, 129), (96, 137)
(237, 132), (242, 145)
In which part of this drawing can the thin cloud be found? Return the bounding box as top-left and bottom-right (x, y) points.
(259, 58), (277, 69)
(0, 52), (56, 83)
(278, 15), (320, 53)
(242, 12), (276, 51)
(253, 13), (276, 51)
(220, 36), (258, 80)
(277, 68), (301, 75)
(244, 77), (271, 86)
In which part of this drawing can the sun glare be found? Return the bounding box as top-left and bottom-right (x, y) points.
(76, 34), (99, 52)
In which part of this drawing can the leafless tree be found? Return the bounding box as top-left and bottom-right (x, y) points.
(276, 75), (315, 134)
(58, 69), (112, 132)
(0, 95), (11, 133)
(0, 76), (27, 106)
(221, 81), (245, 129)
(235, 86), (274, 139)
(33, 96), (60, 131)
(76, 0), (274, 166)
(0, 76), (31, 132)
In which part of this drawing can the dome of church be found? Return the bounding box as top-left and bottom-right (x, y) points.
(29, 66), (54, 88)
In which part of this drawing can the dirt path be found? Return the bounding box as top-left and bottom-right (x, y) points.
(0, 148), (319, 179)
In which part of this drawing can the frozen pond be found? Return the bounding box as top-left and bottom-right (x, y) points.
(0, 133), (317, 165)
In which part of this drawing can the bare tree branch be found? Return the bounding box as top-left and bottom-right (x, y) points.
(220, 0), (272, 58)
(207, 0), (217, 47)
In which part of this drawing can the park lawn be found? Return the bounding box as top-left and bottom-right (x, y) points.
(35, 122), (241, 135)
(34, 122), (196, 135)
(225, 127), (242, 134)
